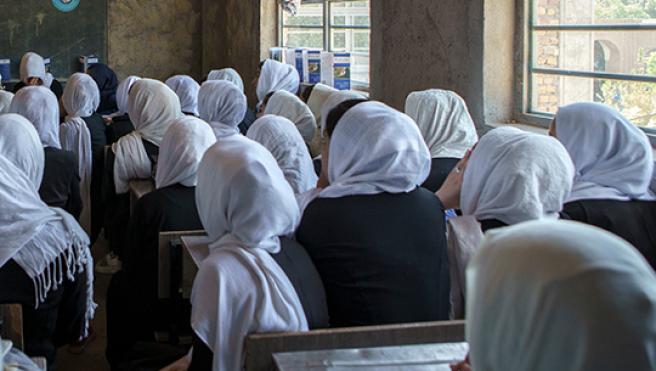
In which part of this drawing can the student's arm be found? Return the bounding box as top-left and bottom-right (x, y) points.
(436, 150), (471, 210)
(67, 157), (83, 219)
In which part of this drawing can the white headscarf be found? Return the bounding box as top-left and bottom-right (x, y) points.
(60, 73), (100, 234)
(10, 86), (61, 148)
(264, 90), (317, 145)
(198, 80), (247, 139)
(306, 83), (337, 124)
(207, 68), (244, 93)
(555, 102), (656, 202)
(192, 135), (308, 371)
(0, 91), (14, 114)
(256, 59), (300, 103)
(319, 101), (430, 199)
(165, 75), (200, 116)
(112, 79), (183, 194)
(318, 90), (366, 136)
(115, 76), (141, 116)
(467, 219), (656, 371)
(405, 89), (479, 159)
(0, 114), (95, 335)
(155, 116), (216, 189)
(247, 115), (318, 194)
(19, 52), (47, 85)
(461, 126), (575, 226)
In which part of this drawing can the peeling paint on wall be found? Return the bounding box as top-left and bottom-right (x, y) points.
(108, 0), (202, 81)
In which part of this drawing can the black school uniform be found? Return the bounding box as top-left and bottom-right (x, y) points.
(422, 158), (460, 192)
(106, 114), (135, 144)
(40, 147), (82, 219)
(82, 113), (108, 243)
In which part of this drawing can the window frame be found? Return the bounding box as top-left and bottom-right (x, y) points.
(278, 0), (371, 90)
(519, 0), (656, 142)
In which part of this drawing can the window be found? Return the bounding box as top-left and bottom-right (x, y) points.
(280, 0), (371, 87)
(527, 0), (656, 129)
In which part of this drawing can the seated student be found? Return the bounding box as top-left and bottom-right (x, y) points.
(13, 52), (63, 99)
(254, 59), (300, 108)
(165, 75), (200, 117)
(105, 117), (216, 368)
(60, 73), (101, 236)
(552, 103), (656, 270)
(106, 76), (140, 144)
(405, 89), (478, 192)
(455, 220), (656, 371)
(87, 63), (119, 115)
(10, 86), (82, 218)
(304, 83), (337, 156)
(0, 90), (13, 114)
(99, 79), (183, 273)
(162, 134), (327, 371)
(247, 115), (318, 194)
(198, 80), (247, 139)
(0, 114), (95, 369)
(208, 68), (256, 134)
(296, 100), (451, 327)
(440, 126), (574, 318)
(263, 90), (317, 147)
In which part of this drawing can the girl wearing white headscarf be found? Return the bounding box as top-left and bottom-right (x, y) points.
(405, 89), (479, 192)
(256, 59), (300, 104)
(207, 68), (244, 92)
(440, 126), (575, 319)
(247, 115), (318, 194)
(59, 73), (101, 234)
(303, 84), (337, 157)
(0, 91), (13, 113)
(106, 117), (217, 367)
(106, 76), (141, 143)
(187, 134), (320, 371)
(554, 102), (656, 269)
(10, 86), (83, 218)
(296, 101), (450, 327)
(0, 114), (95, 369)
(13, 52), (63, 99)
(463, 219), (656, 371)
(165, 75), (200, 116)
(198, 80), (247, 139)
(263, 90), (317, 145)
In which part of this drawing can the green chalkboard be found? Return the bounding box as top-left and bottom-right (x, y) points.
(0, 0), (107, 80)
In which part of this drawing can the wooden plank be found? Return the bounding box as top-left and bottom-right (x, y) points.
(0, 304), (23, 351)
(158, 231), (206, 299)
(244, 320), (465, 371)
(180, 236), (210, 299)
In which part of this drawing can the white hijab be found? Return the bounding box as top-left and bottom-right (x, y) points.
(0, 91), (14, 114)
(264, 90), (317, 145)
(10, 86), (61, 148)
(19, 52), (47, 85)
(0, 114), (95, 335)
(207, 68), (244, 93)
(115, 76), (141, 116)
(155, 116), (216, 189)
(461, 126), (575, 226)
(405, 89), (478, 159)
(467, 219), (656, 371)
(112, 79), (183, 194)
(306, 83), (337, 124)
(192, 135), (308, 371)
(247, 115), (318, 194)
(198, 80), (247, 139)
(555, 102), (656, 202)
(165, 75), (200, 116)
(256, 59), (300, 103)
(60, 73), (100, 234)
(318, 90), (366, 136)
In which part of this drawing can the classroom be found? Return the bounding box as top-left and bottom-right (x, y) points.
(0, 0), (655, 370)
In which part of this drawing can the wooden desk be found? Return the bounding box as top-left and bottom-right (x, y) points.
(129, 179), (155, 214)
(0, 304), (23, 351)
(157, 231), (206, 299)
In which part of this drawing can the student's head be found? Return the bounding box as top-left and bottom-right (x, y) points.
(256, 91), (276, 117)
(460, 127), (574, 225)
(9, 86), (61, 149)
(553, 102), (654, 202)
(165, 75), (201, 116)
(0, 113), (44, 188)
(467, 219), (656, 371)
(0, 91), (14, 114)
(127, 79), (183, 143)
(255, 59), (300, 104)
(318, 90), (366, 137)
(115, 76), (141, 115)
(263, 90), (317, 145)
(207, 68), (244, 93)
(198, 80), (247, 138)
(19, 52), (47, 86)
(62, 73), (100, 119)
(87, 63), (119, 115)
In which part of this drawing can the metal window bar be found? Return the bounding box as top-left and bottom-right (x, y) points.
(533, 24), (656, 31)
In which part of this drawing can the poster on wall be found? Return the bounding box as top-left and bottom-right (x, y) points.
(52, 0), (80, 12)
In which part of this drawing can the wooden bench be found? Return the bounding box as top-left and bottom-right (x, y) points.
(244, 320), (466, 371)
(158, 231), (206, 300)
(0, 304), (23, 351)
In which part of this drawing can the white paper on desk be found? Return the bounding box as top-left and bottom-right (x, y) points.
(181, 236), (211, 267)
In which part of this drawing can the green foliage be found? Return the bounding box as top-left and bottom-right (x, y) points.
(595, 0), (656, 19)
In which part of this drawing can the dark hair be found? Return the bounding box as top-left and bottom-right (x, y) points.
(259, 60), (266, 69)
(263, 91), (276, 106)
(300, 84), (316, 103)
(325, 99), (368, 137)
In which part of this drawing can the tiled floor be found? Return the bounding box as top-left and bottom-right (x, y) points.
(57, 238), (112, 371)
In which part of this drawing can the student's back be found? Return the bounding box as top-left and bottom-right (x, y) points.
(41, 147), (82, 218)
(297, 188), (450, 326)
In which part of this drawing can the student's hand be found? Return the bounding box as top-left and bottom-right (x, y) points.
(160, 355), (191, 371)
(450, 360), (472, 371)
(436, 149), (472, 210)
(103, 116), (114, 125)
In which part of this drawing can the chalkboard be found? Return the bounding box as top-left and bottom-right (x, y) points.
(0, 0), (107, 81)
